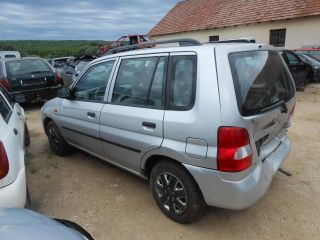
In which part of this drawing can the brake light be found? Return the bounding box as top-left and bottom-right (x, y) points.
(0, 77), (11, 91)
(0, 141), (9, 179)
(217, 127), (253, 172)
(55, 73), (63, 85)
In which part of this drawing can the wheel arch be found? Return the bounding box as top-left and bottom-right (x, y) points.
(143, 154), (199, 187)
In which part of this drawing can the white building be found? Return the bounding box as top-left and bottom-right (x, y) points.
(149, 0), (320, 49)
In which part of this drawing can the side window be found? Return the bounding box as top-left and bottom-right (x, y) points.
(73, 61), (115, 102)
(0, 94), (12, 123)
(286, 52), (300, 65)
(0, 86), (14, 107)
(169, 55), (197, 110)
(112, 56), (166, 108)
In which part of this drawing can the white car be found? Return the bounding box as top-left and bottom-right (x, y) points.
(0, 51), (21, 59)
(0, 85), (29, 207)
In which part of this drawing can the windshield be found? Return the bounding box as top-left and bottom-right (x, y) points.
(229, 50), (295, 116)
(6, 59), (52, 77)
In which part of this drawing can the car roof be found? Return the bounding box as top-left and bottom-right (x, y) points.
(93, 42), (272, 64)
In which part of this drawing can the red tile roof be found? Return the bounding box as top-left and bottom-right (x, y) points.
(149, 0), (320, 36)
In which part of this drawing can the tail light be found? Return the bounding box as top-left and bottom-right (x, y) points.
(0, 141), (9, 179)
(0, 77), (11, 91)
(55, 73), (63, 85)
(217, 127), (253, 172)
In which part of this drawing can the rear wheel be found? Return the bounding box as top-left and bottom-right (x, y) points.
(150, 161), (206, 223)
(46, 121), (71, 156)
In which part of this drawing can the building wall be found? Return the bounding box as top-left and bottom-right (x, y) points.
(152, 16), (320, 49)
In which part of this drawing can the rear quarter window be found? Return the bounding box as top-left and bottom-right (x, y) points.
(229, 50), (295, 116)
(0, 94), (12, 123)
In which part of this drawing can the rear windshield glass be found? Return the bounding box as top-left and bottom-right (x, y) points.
(5, 59), (52, 77)
(229, 51), (295, 116)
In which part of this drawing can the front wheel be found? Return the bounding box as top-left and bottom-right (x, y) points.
(150, 161), (206, 223)
(46, 121), (71, 156)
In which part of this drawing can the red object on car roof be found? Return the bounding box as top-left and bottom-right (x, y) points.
(98, 34), (155, 56)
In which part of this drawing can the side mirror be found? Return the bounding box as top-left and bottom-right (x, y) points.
(57, 88), (72, 99)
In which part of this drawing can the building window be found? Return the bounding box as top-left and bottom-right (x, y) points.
(209, 35), (219, 42)
(270, 29), (286, 47)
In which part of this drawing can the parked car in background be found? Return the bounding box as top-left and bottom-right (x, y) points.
(0, 208), (94, 240)
(0, 57), (63, 103)
(47, 57), (71, 70)
(71, 60), (92, 83)
(279, 49), (311, 90)
(0, 51), (21, 59)
(59, 55), (95, 87)
(98, 34), (155, 56)
(42, 39), (295, 223)
(293, 47), (320, 60)
(0, 84), (29, 207)
(297, 53), (320, 82)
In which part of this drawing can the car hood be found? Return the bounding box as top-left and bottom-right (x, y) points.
(0, 209), (87, 240)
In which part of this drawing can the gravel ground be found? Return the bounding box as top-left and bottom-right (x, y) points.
(25, 84), (320, 240)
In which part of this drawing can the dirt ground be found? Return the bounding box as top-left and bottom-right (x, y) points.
(25, 84), (320, 240)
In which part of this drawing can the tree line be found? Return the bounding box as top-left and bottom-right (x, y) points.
(0, 40), (111, 58)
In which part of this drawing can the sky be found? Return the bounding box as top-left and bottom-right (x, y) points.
(0, 0), (179, 40)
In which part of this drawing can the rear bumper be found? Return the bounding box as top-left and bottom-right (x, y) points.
(0, 167), (26, 208)
(184, 137), (291, 210)
(10, 85), (62, 103)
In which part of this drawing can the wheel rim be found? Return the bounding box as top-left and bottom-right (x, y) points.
(48, 126), (60, 151)
(155, 172), (188, 215)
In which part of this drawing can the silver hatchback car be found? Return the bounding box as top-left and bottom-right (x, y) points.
(41, 39), (295, 223)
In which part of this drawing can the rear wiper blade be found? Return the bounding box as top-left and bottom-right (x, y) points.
(260, 100), (288, 114)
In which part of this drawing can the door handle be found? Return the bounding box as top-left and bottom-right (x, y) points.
(142, 122), (156, 129)
(87, 112), (96, 118)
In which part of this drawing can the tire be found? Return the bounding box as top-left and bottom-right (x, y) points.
(150, 161), (206, 224)
(46, 121), (71, 156)
(24, 122), (31, 147)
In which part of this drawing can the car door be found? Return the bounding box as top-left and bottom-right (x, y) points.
(283, 51), (308, 88)
(59, 59), (117, 156)
(99, 54), (168, 173)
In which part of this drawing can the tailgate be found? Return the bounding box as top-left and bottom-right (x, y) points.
(215, 44), (295, 162)
(8, 72), (56, 91)
(5, 58), (56, 91)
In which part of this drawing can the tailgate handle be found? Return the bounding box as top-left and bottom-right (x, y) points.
(142, 122), (156, 129)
